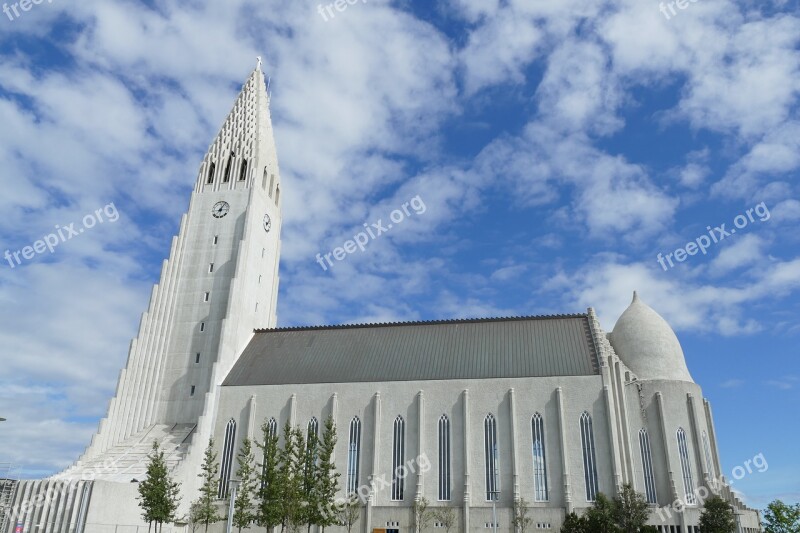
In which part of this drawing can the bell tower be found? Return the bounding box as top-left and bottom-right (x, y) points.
(67, 59), (283, 465)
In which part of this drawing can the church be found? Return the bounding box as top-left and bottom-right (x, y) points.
(1, 63), (763, 533)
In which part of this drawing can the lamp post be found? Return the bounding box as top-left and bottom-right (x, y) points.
(489, 489), (500, 533)
(226, 479), (240, 533)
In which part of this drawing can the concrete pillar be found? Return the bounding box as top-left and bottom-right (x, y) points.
(366, 392), (381, 533)
(417, 391), (424, 501)
(603, 384), (623, 494)
(462, 389), (470, 532)
(555, 387), (572, 514)
(509, 388), (520, 503)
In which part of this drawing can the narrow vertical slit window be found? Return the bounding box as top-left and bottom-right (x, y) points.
(190, 385), (195, 396)
(702, 431), (715, 478)
(223, 152), (234, 183)
(391, 415), (405, 501)
(261, 417), (278, 490)
(275, 185), (280, 205)
(208, 263), (214, 273)
(213, 235), (218, 245)
(218, 418), (236, 498)
(195, 353), (200, 364)
(639, 428), (657, 504)
(204, 292), (210, 302)
(677, 428), (696, 505)
(200, 322), (205, 332)
(484, 413), (499, 501)
(269, 174), (275, 198)
(262, 169), (268, 190)
(438, 414), (451, 501)
(347, 417), (361, 495)
(580, 411), (599, 501)
(531, 413), (548, 501)
(239, 159), (248, 181)
(207, 162), (215, 184)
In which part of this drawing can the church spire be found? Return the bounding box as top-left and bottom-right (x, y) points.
(195, 60), (280, 193)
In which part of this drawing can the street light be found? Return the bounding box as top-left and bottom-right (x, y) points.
(489, 489), (500, 533)
(226, 479), (240, 533)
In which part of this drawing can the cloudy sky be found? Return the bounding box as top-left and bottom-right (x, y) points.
(0, 0), (798, 509)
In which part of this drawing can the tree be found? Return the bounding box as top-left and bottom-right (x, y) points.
(186, 500), (205, 533)
(699, 495), (736, 533)
(277, 423), (304, 533)
(513, 498), (533, 533)
(257, 420), (282, 531)
(233, 438), (258, 533)
(432, 507), (456, 533)
(584, 493), (621, 533)
(561, 512), (588, 533)
(137, 441), (182, 533)
(763, 500), (800, 533)
(195, 439), (223, 533)
(316, 416), (341, 532)
(615, 484), (650, 533)
(336, 496), (361, 533)
(301, 424), (320, 531)
(412, 497), (433, 533)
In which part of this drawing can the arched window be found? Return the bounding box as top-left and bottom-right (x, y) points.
(531, 413), (548, 501)
(391, 416), (405, 501)
(580, 411), (598, 502)
(223, 152), (234, 183)
(347, 417), (361, 495)
(260, 417), (278, 490)
(308, 417), (319, 441)
(438, 414), (451, 501)
(218, 418), (236, 498)
(484, 414), (499, 501)
(702, 431), (715, 478)
(207, 162), (215, 184)
(639, 428), (657, 503)
(239, 159), (248, 181)
(677, 428), (696, 504)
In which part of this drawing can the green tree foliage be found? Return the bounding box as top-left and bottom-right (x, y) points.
(137, 441), (182, 533)
(615, 484), (651, 533)
(412, 497), (433, 533)
(336, 496), (361, 533)
(431, 507), (456, 533)
(699, 495), (736, 533)
(186, 500), (205, 533)
(301, 423), (320, 532)
(513, 497), (533, 533)
(316, 416), (341, 532)
(257, 421), (282, 530)
(277, 423), (305, 533)
(584, 493), (621, 533)
(763, 500), (800, 533)
(195, 439), (223, 533)
(233, 438), (258, 533)
(561, 512), (589, 533)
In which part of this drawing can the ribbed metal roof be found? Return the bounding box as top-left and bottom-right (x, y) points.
(223, 315), (600, 386)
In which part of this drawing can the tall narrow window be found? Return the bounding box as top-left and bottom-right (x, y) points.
(639, 428), (657, 504)
(204, 292), (210, 302)
(218, 418), (237, 498)
(580, 411), (599, 501)
(702, 431), (715, 478)
(677, 428), (696, 504)
(347, 417), (361, 495)
(484, 413), (499, 501)
(200, 322), (205, 332)
(208, 263), (214, 273)
(213, 235), (218, 245)
(269, 173), (275, 197)
(239, 159), (248, 181)
(207, 162), (215, 184)
(261, 417), (278, 490)
(195, 353), (200, 364)
(438, 414), (451, 501)
(308, 417), (319, 440)
(223, 153), (234, 183)
(531, 413), (548, 501)
(275, 186), (280, 205)
(391, 415), (405, 501)
(262, 169), (268, 191)
(190, 385), (195, 396)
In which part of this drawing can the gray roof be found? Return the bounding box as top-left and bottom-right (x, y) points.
(223, 315), (600, 387)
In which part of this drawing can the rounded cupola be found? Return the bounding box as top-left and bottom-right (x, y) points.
(608, 291), (693, 382)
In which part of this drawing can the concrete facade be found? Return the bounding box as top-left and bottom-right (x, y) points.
(3, 63), (763, 533)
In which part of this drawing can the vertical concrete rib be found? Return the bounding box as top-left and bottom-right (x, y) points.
(655, 392), (678, 501)
(614, 362), (634, 485)
(416, 390), (424, 500)
(703, 399), (723, 480)
(509, 388), (520, 502)
(555, 387), (572, 514)
(462, 389), (470, 532)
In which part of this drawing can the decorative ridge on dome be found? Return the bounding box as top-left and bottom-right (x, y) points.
(253, 313), (590, 334)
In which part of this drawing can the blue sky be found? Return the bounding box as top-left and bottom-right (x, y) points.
(0, 0), (798, 511)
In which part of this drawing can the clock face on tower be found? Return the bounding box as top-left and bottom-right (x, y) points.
(263, 214), (272, 233)
(212, 201), (230, 218)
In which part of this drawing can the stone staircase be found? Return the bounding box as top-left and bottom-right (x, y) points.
(56, 423), (196, 483)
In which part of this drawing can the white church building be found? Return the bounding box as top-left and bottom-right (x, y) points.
(2, 63), (763, 533)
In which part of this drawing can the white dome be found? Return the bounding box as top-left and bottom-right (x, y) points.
(608, 292), (693, 382)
